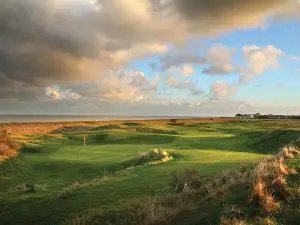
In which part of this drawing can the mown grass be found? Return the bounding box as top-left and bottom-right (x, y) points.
(0, 119), (300, 224)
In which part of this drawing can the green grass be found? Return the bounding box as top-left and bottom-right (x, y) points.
(1, 119), (300, 224)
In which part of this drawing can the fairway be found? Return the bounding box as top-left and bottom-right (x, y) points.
(1, 119), (300, 225)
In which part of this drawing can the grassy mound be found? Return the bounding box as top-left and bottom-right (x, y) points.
(120, 148), (173, 169)
(248, 130), (300, 153)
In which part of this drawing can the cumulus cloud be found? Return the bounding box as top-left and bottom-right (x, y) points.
(210, 81), (236, 100)
(161, 43), (241, 76)
(202, 44), (237, 75)
(239, 45), (285, 83)
(160, 52), (206, 71)
(45, 86), (82, 100)
(166, 75), (203, 95)
(166, 65), (195, 77)
(71, 70), (159, 102)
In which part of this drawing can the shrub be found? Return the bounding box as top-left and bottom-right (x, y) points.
(170, 169), (202, 193)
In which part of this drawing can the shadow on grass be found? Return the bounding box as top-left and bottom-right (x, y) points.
(168, 131), (265, 154)
(82, 133), (178, 145)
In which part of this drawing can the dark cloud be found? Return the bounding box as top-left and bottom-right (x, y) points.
(172, 0), (290, 34)
(160, 53), (206, 70)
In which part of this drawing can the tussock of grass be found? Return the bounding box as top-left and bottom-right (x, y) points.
(170, 169), (202, 193)
(248, 145), (299, 215)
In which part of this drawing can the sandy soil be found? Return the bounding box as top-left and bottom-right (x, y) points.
(0, 117), (237, 136)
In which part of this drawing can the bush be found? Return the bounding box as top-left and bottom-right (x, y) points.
(170, 169), (202, 193)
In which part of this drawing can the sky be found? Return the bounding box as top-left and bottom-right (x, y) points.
(0, 0), (300, 116)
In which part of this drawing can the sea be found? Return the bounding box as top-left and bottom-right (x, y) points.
(0, 115), (206, 123)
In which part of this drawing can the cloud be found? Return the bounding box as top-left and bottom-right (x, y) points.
(171, 0), (297, 35)
(161, 53), (206, 71)
(290, 55), (300, 61)
(72, 70), (159, 102)
(162, 43), (241, 76)
(45, 86), (82, 100)
(239, 45), (285, 83)
(46, 87), (61, 100)
(210, 81), (236, 100)
(166, 75), (203, 95)
(166, 64), (195, 77)
(202, 44), (237, 75)
(0, 0), (299, 104)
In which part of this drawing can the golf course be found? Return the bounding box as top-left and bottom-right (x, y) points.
(1, 118), (300, 225)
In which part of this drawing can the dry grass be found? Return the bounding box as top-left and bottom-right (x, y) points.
(0, 117), (237, 136)
(257, 217), (278, 225)
(278, 159), (289, 175)
(278, 145), (300, 160)
(289, 168), (297, 175)
(249, 144), (300, 214)
(261, 193), (280, 213)
(251, 179), (266, 200)
(67, 196), (195, 225)
(0, 135), (21, 160)
(220, 217), (247, 225)
(272, 175), (286, 193)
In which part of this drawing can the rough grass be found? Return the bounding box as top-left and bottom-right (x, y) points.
(0, 135), (21, 161)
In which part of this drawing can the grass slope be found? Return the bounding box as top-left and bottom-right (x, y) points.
(0, 119), (300, 224)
